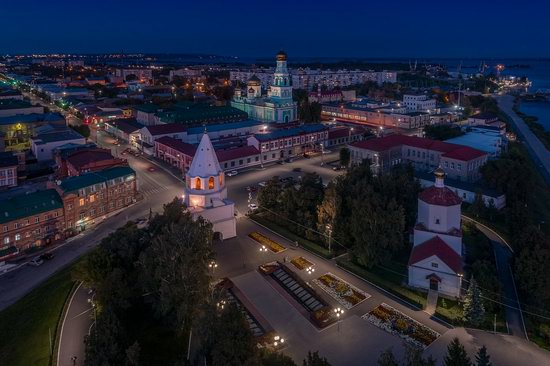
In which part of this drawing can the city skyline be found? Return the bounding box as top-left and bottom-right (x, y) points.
(3, 0), (550, 58)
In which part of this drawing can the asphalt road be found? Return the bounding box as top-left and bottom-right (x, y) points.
(496, 94), (550, 187)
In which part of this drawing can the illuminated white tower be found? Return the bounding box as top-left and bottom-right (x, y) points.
(184, 132), (236, 240)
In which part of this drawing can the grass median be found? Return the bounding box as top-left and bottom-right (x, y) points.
(336, 255), (426, 309)
(0, 265), (77, 366)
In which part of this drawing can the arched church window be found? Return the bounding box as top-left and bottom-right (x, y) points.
(195, 177), (201, 190)
(208, 177), (214, 189)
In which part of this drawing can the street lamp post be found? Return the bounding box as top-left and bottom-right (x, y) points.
(208, 260), (218, 275)
(326, 224), (332, 254)
(334, 307), (344, 332)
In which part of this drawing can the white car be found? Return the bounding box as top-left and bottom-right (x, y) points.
(28, 257), (44, 267)
(226, 170), (239, 177)
(248, 203), (259, 211)
(258, 181), (267, 187)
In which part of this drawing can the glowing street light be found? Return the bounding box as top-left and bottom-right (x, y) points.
(208, 260), (218, 273)
(259, 245), (268, 252)
(334, 307), (344, 332)
(273, 335), (285, 347)
(306, 266), (315, 275)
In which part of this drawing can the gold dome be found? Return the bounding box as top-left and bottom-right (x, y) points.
(247, 75), (261, 86)
(434, 167), (445, 179)
(276, 50), (287, 61)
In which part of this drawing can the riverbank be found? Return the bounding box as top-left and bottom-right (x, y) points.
(513, 100), (550, 150)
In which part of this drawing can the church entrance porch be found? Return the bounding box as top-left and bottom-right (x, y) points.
(426, 273), (441, 291)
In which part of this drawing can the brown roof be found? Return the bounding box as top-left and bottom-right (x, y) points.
(66, 148), (119, 170)
(155, 136), (196, 156)
(216, 145), (259, 162)
(145, 123), (187, 136)
(408, 236), (462, 273)
(418, 186), (462, 206)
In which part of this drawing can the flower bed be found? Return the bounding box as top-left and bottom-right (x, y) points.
(248, 232), (286, 253)
(311, 306), (336, 328)
(363, 303), (440, 348)
(290, 256), (314, 270)
(313, 272), (370, 309)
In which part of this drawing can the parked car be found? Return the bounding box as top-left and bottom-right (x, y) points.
(227, 170), (239, 177)
(292, 167), (302, 172)
(332, 166), (341, 171)
(28, 257), (44, 267)
(248, 203), (258, 211)
(40, 252), (54, 261)
(284, 158), (293, 163)
(246, 186), (257, 192)
(258, 181), (267, 187)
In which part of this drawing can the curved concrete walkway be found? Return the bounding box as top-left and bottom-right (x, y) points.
(462, 215), (527, 339)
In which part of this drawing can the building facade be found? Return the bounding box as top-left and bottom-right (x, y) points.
(408, 169), (464, 298)
(231, 51), (298, 123)
(0, 189), (65, 256)
(184, 133), (236, 240)
(246, 124), (329, 164)
(349, 134), (488, 182)
(0, 152), (18, 188)
(49, 166), (138, 232)
(403, 93), (436, 113)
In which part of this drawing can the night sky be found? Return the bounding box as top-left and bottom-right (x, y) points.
(3, 0), (550, 58)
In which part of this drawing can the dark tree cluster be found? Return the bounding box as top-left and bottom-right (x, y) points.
(423, 125), (464, 141)
(377, 338), (492, 366)
(257, 163), (419, 267)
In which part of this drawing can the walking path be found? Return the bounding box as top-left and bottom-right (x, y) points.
(462, 215), (527, 339)
(495, 94), (550, 186)
(57, 283), (92, 366)
(425, 290), (438, 316)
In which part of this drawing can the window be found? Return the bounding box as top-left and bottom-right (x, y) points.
(457, 163), (462, 171)
(239, 159), (243, 165)
(2, 226), (6, 233)
(255, 157), (259, 162)
(14, 222), (19, 229)
(195, 177), (201, 190)
(435, 219), (440, 225)
(3, 237), (9, 244)
(90, 209), (95, 216)
(272, 153), (275, 159)
(89, 194), (95, 203)
(24, 219), (29, 225)
(451, 162), (455, 169)
(79, 212), (85, 220)
(431, 263), (439, 268)
(35, 216), (39, 223)
(67, 204), (73, 211)
(208, 177), (214, 189)
(79, 198), (85, 206)
(231, 161), (235, 167)
(444, 161), (449, 168)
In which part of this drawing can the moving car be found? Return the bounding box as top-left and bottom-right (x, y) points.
(28, 257), (44, 267)
(40, 252), (54, 260)
(227, 170), (239, 177)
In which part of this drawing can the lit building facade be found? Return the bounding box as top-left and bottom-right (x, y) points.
(231, 51), (298, 123)
(184, 133), (236, 240)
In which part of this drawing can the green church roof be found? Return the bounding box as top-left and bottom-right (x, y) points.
(0, 189), (63, 224)
(58, 166), (136, 193)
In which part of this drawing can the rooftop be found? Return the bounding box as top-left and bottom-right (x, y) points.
(187, 120), (263, 135)
(106, 118), (143, 134)
(0, 189), (63, 225)
(350, 134), (487, 161)
(66, 148), (120, 170)
(0, 99), (34, 110)
(469, 112), (498, 121)
(216, 145), (260, 162)
(0, 152), (18, 168)
(155, 136), (197, 156)
(254, 124), (327, 142)
(418, 185), (462, 206)
(144, 123), (187, 136)
(408, 236), (462, 273)
(58, 166), (136, 193)
(0, 112), (64, 126)
(32, 128), (85, 145)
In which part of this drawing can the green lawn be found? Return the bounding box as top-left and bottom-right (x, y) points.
(0, 266), (77, 366)
(435, 297), (507, 333)
(336, 255), (426, 308)
(250, 213), (334, 258)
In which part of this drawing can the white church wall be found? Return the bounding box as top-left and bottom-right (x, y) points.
(408, 255), (462, 298)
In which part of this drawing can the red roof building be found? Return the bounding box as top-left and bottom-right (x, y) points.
(348, 134), (487, 183)
(57, 148), (128, 178)
(408, 236), (463, 274)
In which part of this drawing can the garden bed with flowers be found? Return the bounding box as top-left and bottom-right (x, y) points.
(363, 303), (440, 348)
(313, 272), (370, 309)
(248, 232), (286, 253)
(290, 256), (314, 270)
